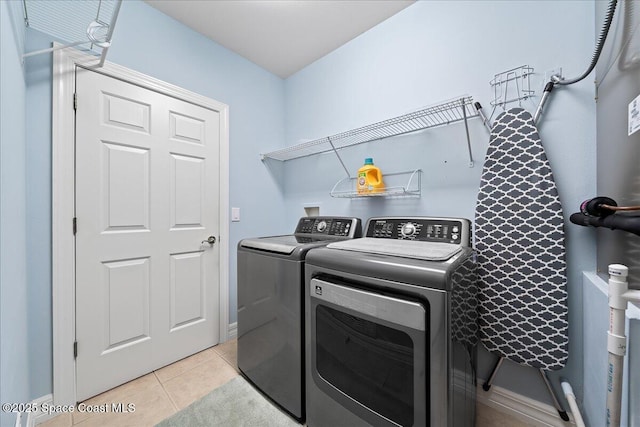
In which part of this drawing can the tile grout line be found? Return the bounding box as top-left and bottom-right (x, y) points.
(213, 342), (237, 368)
(154, 351), (238, 420)
(211, 340), (236, 357)
(154, 371), (180, 414)
(219, 354), (237, 371)
(155, 347), (219, 384)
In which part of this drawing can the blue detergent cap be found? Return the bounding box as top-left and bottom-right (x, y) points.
(364, 158), (374, 165)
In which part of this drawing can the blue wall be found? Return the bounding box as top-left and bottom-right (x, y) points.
(0, 1), (29, 426)
(282, 0), (597, 406)
(25, 27), (53, 402)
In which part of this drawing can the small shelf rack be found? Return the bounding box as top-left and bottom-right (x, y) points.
(260, 96), (478, 166)
(330, 169), (422, 199)
(490, 65), (534, 109)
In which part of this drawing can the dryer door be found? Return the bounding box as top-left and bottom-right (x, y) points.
(309, 278), (428, 427)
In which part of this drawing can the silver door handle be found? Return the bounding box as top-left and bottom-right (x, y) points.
(202, 236), (216, 245)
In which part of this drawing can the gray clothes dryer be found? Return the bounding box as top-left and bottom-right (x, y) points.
(304, 217), (478, 427)
(237, 216), (362, 422)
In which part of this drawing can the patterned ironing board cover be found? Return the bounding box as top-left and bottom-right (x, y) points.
(475, 107), (568, 371)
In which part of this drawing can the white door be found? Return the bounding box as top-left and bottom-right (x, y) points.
(75, 68), (220, 400)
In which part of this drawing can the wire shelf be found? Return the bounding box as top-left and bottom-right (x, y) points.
(22, 0), (122, 66)
(261, 96), (478, 161)
(330, 169), (422, 199)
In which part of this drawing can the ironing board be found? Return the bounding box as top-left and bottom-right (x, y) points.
(475, 107), (569, 371)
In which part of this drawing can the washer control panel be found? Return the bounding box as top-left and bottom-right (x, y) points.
(295, 217), (362, 238)
(366, 217), (471, 246)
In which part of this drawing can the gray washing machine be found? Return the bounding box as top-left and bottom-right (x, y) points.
(237, 216), (362, 422)
(304, 217), (478, 427)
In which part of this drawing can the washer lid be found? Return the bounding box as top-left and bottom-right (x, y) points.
(240, 235), (330, 254)
(326, 237), (462, 261)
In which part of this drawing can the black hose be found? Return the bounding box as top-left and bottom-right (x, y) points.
(555, 0), (618, 86)
(570, 212), (640, 237)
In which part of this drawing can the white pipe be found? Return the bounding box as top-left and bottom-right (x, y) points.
(624, 289), (640, 305)
(606, 352), (624, 427)
(606, 264), (632, 427)
(561, 381), (586, 427)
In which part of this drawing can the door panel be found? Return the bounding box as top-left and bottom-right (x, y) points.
(103, 257), (150, 349)
(75, 68), (220, 400)
(170, 111), (205, 144)
(102, 142), (150, 231)
(171, 154), (204, 228)
(170, 251), (205, 330)
(102, 93), (150, 132)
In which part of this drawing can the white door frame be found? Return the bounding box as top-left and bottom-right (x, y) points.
(52, 47), (230, 406)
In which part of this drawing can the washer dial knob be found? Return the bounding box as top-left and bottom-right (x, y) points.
(401, 222), (417, 237)
(316, 220), (327, 232)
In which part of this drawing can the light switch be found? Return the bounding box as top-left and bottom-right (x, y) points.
(304, 206), (320, 217)
(232, 207), (240, 222)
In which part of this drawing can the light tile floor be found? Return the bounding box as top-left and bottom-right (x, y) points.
(39, 340), (238, 427)
(39, 340), (536, 427)
(476, 405), (540, 427)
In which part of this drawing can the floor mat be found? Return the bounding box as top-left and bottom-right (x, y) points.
(155, 376), (301, 427)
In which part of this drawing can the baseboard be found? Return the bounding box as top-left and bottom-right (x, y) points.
(25, 394), (54, 427)
(477, 381), (577, 427)
(227, 322), (237, 340)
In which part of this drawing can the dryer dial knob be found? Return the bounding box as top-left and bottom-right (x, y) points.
(316, 221), (327, 232)
(401, 222), (417, 237)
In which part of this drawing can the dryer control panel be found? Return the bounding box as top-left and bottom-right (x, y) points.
(295, 217), (362, 238)
(365, 217), (471, 246)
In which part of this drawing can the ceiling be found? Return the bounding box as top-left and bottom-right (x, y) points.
(144, 0), (415, 78)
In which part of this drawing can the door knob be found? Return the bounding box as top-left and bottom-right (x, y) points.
(202, 236), (216, 245)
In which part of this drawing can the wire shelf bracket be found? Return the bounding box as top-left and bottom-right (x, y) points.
(490, 65), (535, 110)
(261, 96), (479, 172)
(22, 0), (122, 67)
